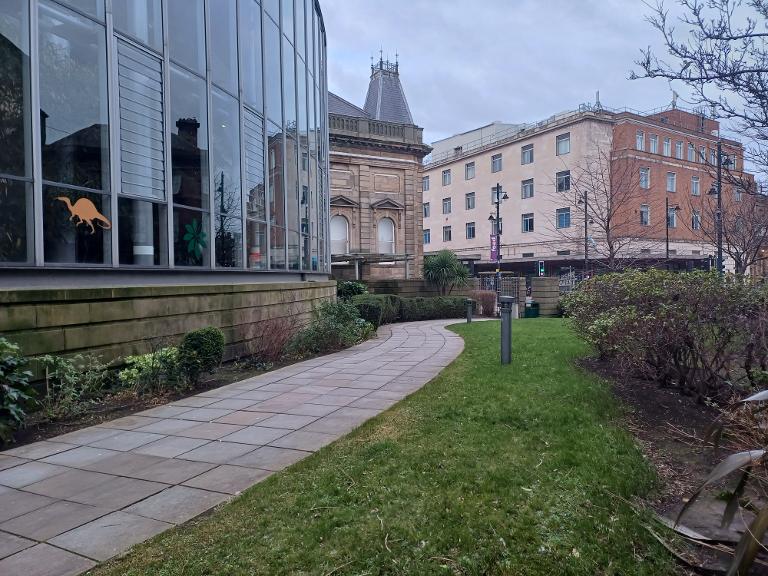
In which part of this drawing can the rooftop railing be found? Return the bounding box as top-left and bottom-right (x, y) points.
(422, 102), (720, 167)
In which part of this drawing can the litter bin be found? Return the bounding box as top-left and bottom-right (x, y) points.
(524, 302), (540, 318)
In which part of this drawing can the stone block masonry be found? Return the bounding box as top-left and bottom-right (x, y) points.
(0, 282), (336, 367)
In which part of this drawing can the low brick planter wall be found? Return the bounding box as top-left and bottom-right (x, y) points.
(0, 281), (336, 366)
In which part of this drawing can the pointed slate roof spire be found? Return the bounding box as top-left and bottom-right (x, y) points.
(363, 55), (414, 125)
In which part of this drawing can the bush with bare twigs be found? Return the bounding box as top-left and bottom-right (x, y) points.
(563, 269), (765, 402)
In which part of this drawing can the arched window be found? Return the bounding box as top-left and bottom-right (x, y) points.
(330, 215), (349, 254)
(378, 217), (395, 254)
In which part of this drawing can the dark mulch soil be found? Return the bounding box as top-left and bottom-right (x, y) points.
(10, 360), (279, 448)
(583, 358), (721, 516)
(584, 357), (768, 575)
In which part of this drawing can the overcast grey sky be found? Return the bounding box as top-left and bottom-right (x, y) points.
(322, 0), (693, 144)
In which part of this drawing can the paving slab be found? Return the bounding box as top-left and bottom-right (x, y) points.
(269, 430), (337, 451)
(132, 436), (210, 458)
(230, 446), (311, 471)
(125, 485), (229, 524)
(171, 421), (245, 440)
(0, 455), (29, 471)
(49, 511), (172, 561)
(0, 543), (96, 576)
(2, 441), (78, 461)
(178, 441), (258, 464)
(170, 396), (220, 408)
(41, 446), (120, 469)
(0, 319), (466, 575)
(129, 459), (216, 484)
(213, 410), (277, 426)
(0, 530), (34, 560)
(0, 500), (110, 541)
(87, 430), (166, 452)
(67, 476), (167, 510)
(182, 465), (272, 494)
(257, 414), (318, 430)
(0, 489), (57, 523)
(0, 462), (69, 488)
(22, 469), (115, 499)
(97, 415), (161, 430)
(174, 407), (235, 422)
(83, 452), (166, 477)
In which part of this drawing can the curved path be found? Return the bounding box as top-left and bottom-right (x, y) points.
(0, 320), (465, 576)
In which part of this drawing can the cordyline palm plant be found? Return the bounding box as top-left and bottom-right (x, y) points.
(677, 389), (768, 575)
(423, 250), (469, 296)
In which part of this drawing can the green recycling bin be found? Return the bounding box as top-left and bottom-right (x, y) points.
(524, 302), (540, 318)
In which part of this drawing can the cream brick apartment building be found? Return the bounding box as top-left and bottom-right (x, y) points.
(422, 104), (749, 276)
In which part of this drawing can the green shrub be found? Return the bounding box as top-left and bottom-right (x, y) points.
(178, 326), (225, 384)
(562, 269), (760, 400)
(399, 296), (469, 322)
(354, 300), (383, 328)
(287, 301), (373, 356)
(119, 346), (182, 394)
(337, 280), (368, 300)
(352, 293), (402, 325)
(0, 338), (35, 445)
(37, 354), (112, 420)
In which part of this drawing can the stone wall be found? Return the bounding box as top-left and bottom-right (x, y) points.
(0, 281), (336, 366)
(530, 277), (560, 317)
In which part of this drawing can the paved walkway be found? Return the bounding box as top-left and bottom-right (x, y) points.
(0, 320), (464, 576)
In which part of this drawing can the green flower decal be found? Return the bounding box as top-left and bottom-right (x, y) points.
(183, 219), (207, 258)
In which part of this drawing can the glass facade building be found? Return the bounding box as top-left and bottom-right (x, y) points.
(0, 0), (329, 275)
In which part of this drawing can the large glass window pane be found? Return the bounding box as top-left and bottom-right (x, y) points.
(168, 0), (205, 74)
(0, 0), (32, 178)
(112, 0), (162, 51)
(244, 109), (266, 221)
(296, 0), (306, 60)
(267, 122), (284, 227)
(281, 0), (294, 44)
(59, 0), (104, 20)
(212, 89), (241, 219)
(270, 225), (285, 269)
(286, 135), (298, 231)
(170, 66), (208, 209)
(240, 0), (263, 111)
(282, 36), (296, 135)
(118, 197), (167, 265)
(39, 0), (109, 191)
(210, 0), (237, 93)
(297, 58), (308, 140)
(215, 216), (243, 268)
(264, 18), (282, 126)
(264, 0), (279, 23)
(173, 207), (209, 266)
(0, 179), (32, 263)
(246, 219), (267, 269)
(43, 186), (110, 264)
(287, 229), (299, 269)
(212, 88), (242, 269)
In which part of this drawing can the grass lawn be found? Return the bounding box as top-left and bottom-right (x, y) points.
(92, 319), (674, 576)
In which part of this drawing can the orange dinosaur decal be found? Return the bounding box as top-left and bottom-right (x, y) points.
(56, 196), (112, 234)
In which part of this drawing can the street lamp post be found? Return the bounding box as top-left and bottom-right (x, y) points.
(665, 197), (681, 267)
(716, 140), (724, 276)
(577, 190), (589, 276)
(707, 139), (733, 276)
(488, 183), (508, 295)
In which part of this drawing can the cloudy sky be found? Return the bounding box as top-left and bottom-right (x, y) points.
(322, 0), (694, 144)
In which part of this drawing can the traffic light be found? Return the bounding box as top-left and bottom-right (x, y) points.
(538, 260), (545, 277)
